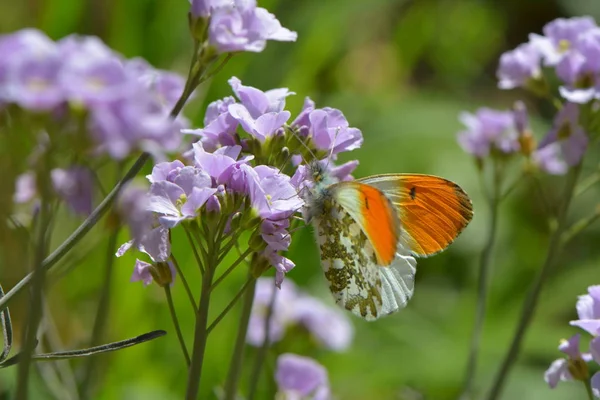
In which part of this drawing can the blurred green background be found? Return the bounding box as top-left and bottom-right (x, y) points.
(1, 0), (600, 399)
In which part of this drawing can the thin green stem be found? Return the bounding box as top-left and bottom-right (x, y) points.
(212, 247), (254, 291)
(223, 275), (257, 400)
(461, 162), (502, 399)
(182, 224), (205, 275)
(584, 378), (594, 400)
(164, 286), (191, 366)
(561, 207), (600, 246)
(207, 276), (255, 335)
(189, 222), (209, 270)
(170, 255), (198, 313)
(247, 279), (277, 400)
(80, 227), (120, 398)
(15, 186), (51, 398)
(575, 169), (600, 197)
(486, 163), (582, 400)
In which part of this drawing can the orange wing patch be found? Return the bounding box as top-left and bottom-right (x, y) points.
(358, 184), (399, 266)
(358, 174), (473, 257)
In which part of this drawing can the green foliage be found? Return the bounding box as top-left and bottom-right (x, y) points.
(1, 0), (600, 399)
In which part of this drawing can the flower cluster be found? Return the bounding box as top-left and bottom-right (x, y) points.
(275, 353), (331, 400)
(188, 0), (297, 53)
(0, 29), (185, 160)
(120, 76), (362, 285)
(457, 16), (600, 175)
(545, 285), (600, 395)
(247, 278), (353, 351)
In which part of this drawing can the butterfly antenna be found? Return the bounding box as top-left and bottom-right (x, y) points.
(290, 128), (318, 166)
(324, 126), (341, 171)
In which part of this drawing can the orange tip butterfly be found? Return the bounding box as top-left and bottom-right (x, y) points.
(303, 161), (473, 321)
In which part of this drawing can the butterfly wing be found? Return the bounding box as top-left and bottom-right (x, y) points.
(312, 182), (416, 320)
(357, 174), (473, 257)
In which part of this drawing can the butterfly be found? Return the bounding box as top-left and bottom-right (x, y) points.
(303, 161), (473, 321)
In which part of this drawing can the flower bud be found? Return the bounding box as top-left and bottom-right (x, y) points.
(567, 358), (589, 381)
(149, 261), (175, 288)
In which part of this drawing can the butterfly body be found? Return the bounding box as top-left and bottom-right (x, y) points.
(303, 161), (472, 321)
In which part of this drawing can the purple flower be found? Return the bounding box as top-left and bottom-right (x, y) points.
(146, 166), (215, 228)
(532, 143), (568, 175)
(13, 172), (36, 203)
(183, 96), (239, 151)
(117, 183), (152, 245)
(131, 259), (154, 286)
(497, 42), (542, 89)
(247, 278), (298, 346)
(275, 354), (331, 400)
(117, 225), (171, 262)
(306, 108), (363, 156)
(570, 285), (600, 335)
(189, 0), (230, 18)
(544, 358), (571, 389)
(295, 296), (353, 351)
(538, 103), (587, 167)
(208, 0), (297, 53)
(592, 372), (600, 398)
(266, 252), (295, 287)
(457, 107), (520, 158)
(556, 28), (600, 103)
(591, 336), (600, 365)
(530, 17), (597, 66)
(247, 165), (303, 220)
(127, 58), (186, 110)
(51, 167), (93, 215)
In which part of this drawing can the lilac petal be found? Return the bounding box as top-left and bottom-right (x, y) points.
(275, 353), (329, 397)
(592, 372), (600, 398)
(172, 166), (212, 194)
(228, 103), (258, 135)
(591, 336), (600, 365)
(254, 111), (290, 139)
(14, 172), (36, 203)
(147, 181), (184, 216)
(570, 320), (600, 335)
(544, 358), (570, 388)
(329, 160), (359, 182)
(295, 297), (353, 351)
(214, 144), (242, 160)
(229, 76), (270, 116)
(292, 97), (316, 128)
(116, 240), (134, 257)
(51, 167), (93, 216)
(138, 226), (170, 262)
(131, 259), (153, 286)
(252, 8), (298, 42)
(181, 187), (218, 216)
(558, 334), (581, 358)
(533, 143), (568, 175)
(576, 290), (600, 320)
(193, 142), (238, 179)
(559, 86), (596, 103)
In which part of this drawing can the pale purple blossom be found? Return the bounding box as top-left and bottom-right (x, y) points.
(130, 259), (154, 286)
(570, 285), (600, 335)
(183, 96), (239, 151)
(556, 28), (600, 103)
(530, 17), (597, 66)
(306, 108), (363, 156)
(208, 0), (297, 53)
(544, 358), (571, 389)
(592, 372), (600, 398)
(538, 103), (588, 168)
(457, 107), (520, 158)
(275, 354), (331, 400)
(188, 0), (232, 19)
(497, 42), (542, 89)
(51, 167), (93, 215)
(117, 183), (152, 245)
(295, 296), (353, 351)
(117, 225), (171, 262)
(13, 172), (37, 204)
(532, 143), (568, 175)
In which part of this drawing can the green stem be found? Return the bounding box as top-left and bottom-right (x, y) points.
(182, 224), (205, 275)
(207, 277), (255, 335)
(170, 255), (198, 313)
(223, 276), (257, 400)
(164, 286), (190, 366)
(80, 227), (120, 398)
(460, 162), (502, 399)
(15, 186), (51, 398)
(247, 280), (278, 400)
(211, 247), (254, 291)
(561, 207), (600, 246)
(486, 163), (582, 400)
(584, 378), (594, 400)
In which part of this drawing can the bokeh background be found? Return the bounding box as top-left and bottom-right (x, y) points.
(1, 0), (600, 399)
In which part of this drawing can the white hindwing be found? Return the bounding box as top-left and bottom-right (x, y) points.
(312, 183), (417, 320)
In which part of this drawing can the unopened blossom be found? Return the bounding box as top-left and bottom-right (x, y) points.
(497, 42), (542, 89)
(208, 0), (297, 53)
(545, 334), (583, 388)
(275, 354), (331, 400)
(51, 167), (93, 215)
(130, 259), (176, 287)
(457, 107), (520, 158)
(570, 285), (600, 335)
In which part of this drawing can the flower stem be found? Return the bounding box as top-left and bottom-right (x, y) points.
(15, 186), (51, 398)
(584, 378), (594, 400)
(486, 163), (582, 400)
(164, 285), (190, 366)
(223, 274), (257, 400)
(212, 247), (254, 291)
(80, 226), (120, 397)
(207, 276), (255, 335)
(461, 161), (502, 399)
(182, 224), (205, 275)
(170, 255), (198, 313)
(247, 280), (278, 400)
